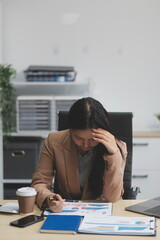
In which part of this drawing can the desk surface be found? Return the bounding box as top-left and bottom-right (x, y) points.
(0, 199), (159, 240)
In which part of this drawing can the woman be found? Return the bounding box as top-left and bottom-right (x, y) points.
(31, 97), (127, 212)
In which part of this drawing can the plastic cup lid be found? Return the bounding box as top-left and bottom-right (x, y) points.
(16, 187), (37, 197)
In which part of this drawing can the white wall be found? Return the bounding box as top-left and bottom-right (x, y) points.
(1, 0), (160, 131)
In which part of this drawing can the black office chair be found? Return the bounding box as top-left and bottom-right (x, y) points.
(57, 111), (140, 199)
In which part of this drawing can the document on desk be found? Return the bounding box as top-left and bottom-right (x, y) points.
(78, 216), (156, 236)
(44, 202), (112, 217)
(0, 202), (19, 214)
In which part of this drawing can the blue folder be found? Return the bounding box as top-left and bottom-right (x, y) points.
(40, 214), (82, 234)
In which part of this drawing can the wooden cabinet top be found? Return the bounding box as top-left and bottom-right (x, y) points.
(133, 131), (160, 138)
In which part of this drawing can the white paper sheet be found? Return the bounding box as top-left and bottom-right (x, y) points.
(44, 202), (112, 216)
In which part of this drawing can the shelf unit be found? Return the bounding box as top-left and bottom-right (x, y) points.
(0, 109), (3, 199)
(132, 132), (160, 199)
(12, 81), (90, 96)
(0, 80), (90, 199)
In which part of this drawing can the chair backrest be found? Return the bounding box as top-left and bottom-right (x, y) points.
(58, 111), (133, 199)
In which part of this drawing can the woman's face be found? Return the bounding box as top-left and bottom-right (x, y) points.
(70, 128), (98, 152)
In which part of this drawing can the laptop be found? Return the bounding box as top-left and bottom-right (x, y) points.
(125, 196), (160, 218)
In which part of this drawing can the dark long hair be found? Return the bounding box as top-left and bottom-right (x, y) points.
(68, 97), (112, 198)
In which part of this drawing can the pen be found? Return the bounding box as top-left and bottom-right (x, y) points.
(49, 197), (81, 202)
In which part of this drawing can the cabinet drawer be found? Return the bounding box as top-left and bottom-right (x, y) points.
(3, 137), (43, 179)
(132, 170), (160, 199)
(4, 183), (27, 200)
(133, 138), (160, 170)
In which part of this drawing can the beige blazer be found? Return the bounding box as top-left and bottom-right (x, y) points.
(31, 129), (127, 208)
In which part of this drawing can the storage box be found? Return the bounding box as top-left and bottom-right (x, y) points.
(3, 137), (44, 179)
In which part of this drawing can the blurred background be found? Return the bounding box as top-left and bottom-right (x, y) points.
(1, 0), (160, 131)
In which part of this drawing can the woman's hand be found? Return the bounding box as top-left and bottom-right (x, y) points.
(92, 128), (118, 155)
(46, 193), (64, 213)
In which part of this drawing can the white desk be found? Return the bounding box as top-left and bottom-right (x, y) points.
(0, 199), (159, 240)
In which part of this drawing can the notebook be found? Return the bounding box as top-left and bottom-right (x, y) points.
(40, 214), (83, 234)
(125, 196), (160, 218)
(78, 215), (156, 236)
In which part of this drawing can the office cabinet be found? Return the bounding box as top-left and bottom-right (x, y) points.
(3, 137), (43, 179)
(4, 183), (29, 200)
(132, 136), (160, 199)
(3, 136), (44, 199)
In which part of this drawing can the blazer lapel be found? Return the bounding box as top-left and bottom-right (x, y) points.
(63, 132), (81, 196)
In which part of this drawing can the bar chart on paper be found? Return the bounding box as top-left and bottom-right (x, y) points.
(44, 202), (112, 216)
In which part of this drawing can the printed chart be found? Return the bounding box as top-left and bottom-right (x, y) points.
(44, 202), (112, 216)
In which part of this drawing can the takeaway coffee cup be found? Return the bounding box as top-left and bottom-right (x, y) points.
(16, 187), (37, 214)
